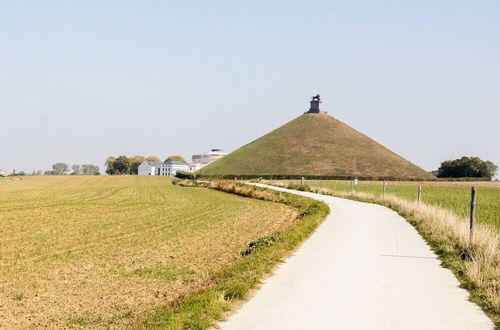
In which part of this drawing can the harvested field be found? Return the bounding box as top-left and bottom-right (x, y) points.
(0, 176), (296, 329)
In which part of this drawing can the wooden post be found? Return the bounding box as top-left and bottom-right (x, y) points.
(469, 187), (477, 245)
(301, 177), (304, 186)
(417, 185), (422, 204)
(351, 180), (354, 195)
(383, 181), (386, 197)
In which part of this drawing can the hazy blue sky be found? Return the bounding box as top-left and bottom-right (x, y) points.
(1, 1), (499, 175)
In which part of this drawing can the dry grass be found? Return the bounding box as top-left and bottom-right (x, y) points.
(270, 180), (500, 325)
(281, 179), (500, 229)
(0, 176), (297, 329)
(314, 179), (500, 188)
(209, 181), (288, 204)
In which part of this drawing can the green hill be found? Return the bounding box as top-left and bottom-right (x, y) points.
(198, 113), (434, 180)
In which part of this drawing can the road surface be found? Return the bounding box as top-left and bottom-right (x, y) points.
(218, 184), (493, 330)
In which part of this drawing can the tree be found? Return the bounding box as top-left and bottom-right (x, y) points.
(71, 164), (81, 175)
(113, 156), (131, 175)
(485, 161), (498, 179)
(105, 156), (116, 175)
(82, 164), (100, 175)
(437, 156), (498, 179)
(165, 155), (187, 163)
(129, 155), (146, 175)
(52, 163), (69, 175)
(44, 170), (53, 176)
(146, 156), (160, 162)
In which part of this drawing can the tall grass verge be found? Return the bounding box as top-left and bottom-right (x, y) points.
(270, 181), (500, 327)
(140, 181), (329, 329)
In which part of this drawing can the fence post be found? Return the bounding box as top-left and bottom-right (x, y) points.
(417, 185), (422, 204)
(351, 180), (354, 195)
(383, 181), (386, 197)
(301, 177), (304, 186)
(469, 187), (477, 245)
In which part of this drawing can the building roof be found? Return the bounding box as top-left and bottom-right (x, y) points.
(140, 160), (189, 167)
(193, 149), (227, 157)
(164, 160), (188, 166)
(140, 161), (162, 166)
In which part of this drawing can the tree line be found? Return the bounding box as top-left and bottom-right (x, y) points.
(43, 162), (100, 175)
(105, 155), (187, 175)
(105, 156), (156, 175)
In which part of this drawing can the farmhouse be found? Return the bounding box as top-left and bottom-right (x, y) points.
(0, 170), (12, 177)
(138, 160), (189, 177)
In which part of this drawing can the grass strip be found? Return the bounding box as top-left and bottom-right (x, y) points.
(274, 181), (499, 328)
(140, 181), (329, 329)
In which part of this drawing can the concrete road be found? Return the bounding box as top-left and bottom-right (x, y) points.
(218, 184), (493, 330)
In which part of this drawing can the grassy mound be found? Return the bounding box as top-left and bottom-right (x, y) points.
(197, 113), (434, 180)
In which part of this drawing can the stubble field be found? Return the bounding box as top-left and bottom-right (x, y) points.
(0, 176), (296, 329)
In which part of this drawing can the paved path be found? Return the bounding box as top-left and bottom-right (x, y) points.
(218, 184), (493, 330)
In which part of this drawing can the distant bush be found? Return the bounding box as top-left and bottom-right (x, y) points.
(437, 157), (497, 180)
(11, 171), (26, 176)
(172, 179), (202, 187)
(81, 164), (100, 175)
(241, 236), (278, 256)
(210, 181), (287, 204)
(175, 171), (197, 180)
(52, 163), (69, 175)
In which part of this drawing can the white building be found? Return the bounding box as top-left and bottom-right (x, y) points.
(191, 149), (227, 166)
(138, 160), (189, 177)
(138, 149), (226, 176)
(188, 163), (205, 172)
(138, 161), (162, 176)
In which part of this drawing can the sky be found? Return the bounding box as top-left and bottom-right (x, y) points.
(1, 1), (499, 175)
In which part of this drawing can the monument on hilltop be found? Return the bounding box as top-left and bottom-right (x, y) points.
(307, 94), (321, 113)
(197, 95), (435, 180)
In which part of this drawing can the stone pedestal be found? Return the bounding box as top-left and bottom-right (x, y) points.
(308, 99), (320, 113)
(307, 95), (321, 113)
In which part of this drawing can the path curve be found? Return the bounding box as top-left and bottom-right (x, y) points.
(218, 184), (493, 330)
